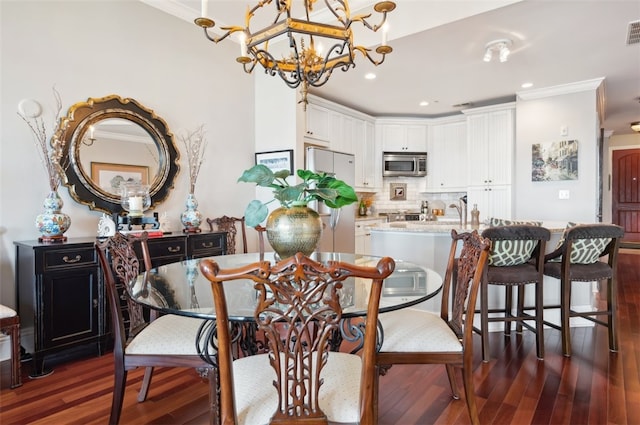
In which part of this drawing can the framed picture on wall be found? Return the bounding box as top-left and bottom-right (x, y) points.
(531, 140), (578, 181)
(255, 149), (294, 175)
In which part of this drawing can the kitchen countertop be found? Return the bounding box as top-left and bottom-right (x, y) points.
(370, 220), (569, 233)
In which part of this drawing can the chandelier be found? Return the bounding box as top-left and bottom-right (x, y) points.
(195, 0), (396, 107)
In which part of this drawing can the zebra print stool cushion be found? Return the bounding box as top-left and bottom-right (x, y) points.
(487, 218), (542, 266)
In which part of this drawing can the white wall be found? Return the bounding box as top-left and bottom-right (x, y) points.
(514, 83), (601, 223)
(0, 0), (257, 308)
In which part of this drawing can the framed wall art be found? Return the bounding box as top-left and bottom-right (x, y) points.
(91, 162), (149, 192)
(255, 149), (294, 174)
(531, 140), (578, 181)
(390, 183), (407, 201)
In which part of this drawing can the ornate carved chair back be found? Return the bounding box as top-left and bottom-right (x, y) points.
(207, 216), (247, 254)
(200, 252), (395, 425)
(96, 232), (150, 344)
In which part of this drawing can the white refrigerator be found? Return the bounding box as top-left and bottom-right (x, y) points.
(306, 147), (356, 253)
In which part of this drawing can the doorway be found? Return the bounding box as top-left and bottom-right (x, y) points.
(612, 148), (640, 243)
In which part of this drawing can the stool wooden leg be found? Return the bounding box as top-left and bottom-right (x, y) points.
(504, 286), (512, 335)
(534, 280), (544, 359)
(561, 277), (572, 357)
(608, 276), (619, 352)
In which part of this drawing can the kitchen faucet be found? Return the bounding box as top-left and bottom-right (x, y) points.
(448, 196), (467, 226)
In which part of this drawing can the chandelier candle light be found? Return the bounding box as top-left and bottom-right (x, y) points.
(195, 0), (396, 107)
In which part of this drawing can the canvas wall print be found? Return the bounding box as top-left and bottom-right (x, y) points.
(531, 140), (578, 181)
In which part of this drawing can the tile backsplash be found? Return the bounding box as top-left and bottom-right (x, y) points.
(357, 178), (466, 218)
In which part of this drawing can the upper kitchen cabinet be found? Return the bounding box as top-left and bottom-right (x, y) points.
(329, 111), (354, 154)
(425, 118), (467, 192)
(379, 120), (428, 152)
(354, 120), (380, 191)
(304, 103), (331, 143)
(464, 104), (515, 186)
(463, 103), (515, 219)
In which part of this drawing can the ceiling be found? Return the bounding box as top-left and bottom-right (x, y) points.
(143, 0), (640, 135)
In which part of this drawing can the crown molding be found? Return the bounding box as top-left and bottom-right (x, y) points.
(516, 77), (605, 100)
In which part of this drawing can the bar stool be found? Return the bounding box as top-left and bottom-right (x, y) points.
(543, 223), (624, 357)
(478, 225), (550, 361)
(0, 304), (22, 388)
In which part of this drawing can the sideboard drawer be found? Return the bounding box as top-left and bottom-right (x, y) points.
(43, 246), (97, 272)
(188, 231), (227, 258)
(145, 236), (187, 266)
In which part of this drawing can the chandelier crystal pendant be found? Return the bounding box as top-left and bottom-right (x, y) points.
(195, 0), (396, 107)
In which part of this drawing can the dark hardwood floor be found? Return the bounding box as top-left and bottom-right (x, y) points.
(1, 252), (638, 424)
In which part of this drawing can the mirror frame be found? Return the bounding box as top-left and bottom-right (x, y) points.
(61, 95), (180, 214)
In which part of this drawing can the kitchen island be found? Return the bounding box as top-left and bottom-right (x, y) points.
(370, 220), (594, 329)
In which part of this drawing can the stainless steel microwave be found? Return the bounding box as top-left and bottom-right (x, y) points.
(382, 152), (427, 177)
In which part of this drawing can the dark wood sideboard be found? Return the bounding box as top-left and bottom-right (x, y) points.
(14, 231), (227, 377)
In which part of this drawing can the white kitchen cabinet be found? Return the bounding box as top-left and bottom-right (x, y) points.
(464, 103), (515, 219)
(355, 218), (385, 255)
(426, 120), (467, 191)
(305, 103), (330, 142)
(380, 122), (427, 152)
(466, 185), (512, 222)
(329, 111), (354, 154)
(354, 120), (380, 191)
(465, 105), (514, 186)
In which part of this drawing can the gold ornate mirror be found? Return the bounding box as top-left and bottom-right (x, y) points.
(60, 95), (180, 214)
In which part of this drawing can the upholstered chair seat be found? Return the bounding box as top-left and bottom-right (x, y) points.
(232, 352), (362, 425)
(124, 314), (206, 356)
(379, 308), (463, 353)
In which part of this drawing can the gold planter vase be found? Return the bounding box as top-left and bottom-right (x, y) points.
(266, 204), (322, 259)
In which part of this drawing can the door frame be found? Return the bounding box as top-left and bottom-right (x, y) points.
(606, 143), (640, 224)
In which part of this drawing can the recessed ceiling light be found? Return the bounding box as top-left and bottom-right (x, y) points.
(364, 73), (376, 80)
(521, 82), (533, 88)
(419, 101), (429, 106)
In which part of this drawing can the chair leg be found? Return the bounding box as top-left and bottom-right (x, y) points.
(504, 286), (513, 335)
(515, 285), (525, 334)
(461, 363), (480, 425)
(535, 280), (544, 359)
(110, 366), (127, 425)
(607, 276), (619, 352)
(561, 278), (572, 357)
(481, 280), (490, 362)
(445, 364), (460, 399)
(137, 366), (154, 402)
(207, 367), (220, 425)
(9, 322), (22, 388)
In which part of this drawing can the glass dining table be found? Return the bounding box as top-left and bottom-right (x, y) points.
(128, 252), (443, 363)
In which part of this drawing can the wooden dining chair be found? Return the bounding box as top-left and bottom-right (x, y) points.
(207, 216), (248, 254)
(375, 230), (491, 425)
(96, 233), (217, 425)
(543, 223), (624, 357)
(199, 252), (395, 425)
(0, 304), (22, 388)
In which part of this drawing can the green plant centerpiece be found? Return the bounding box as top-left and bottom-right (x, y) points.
(238, 164), (358, 258)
